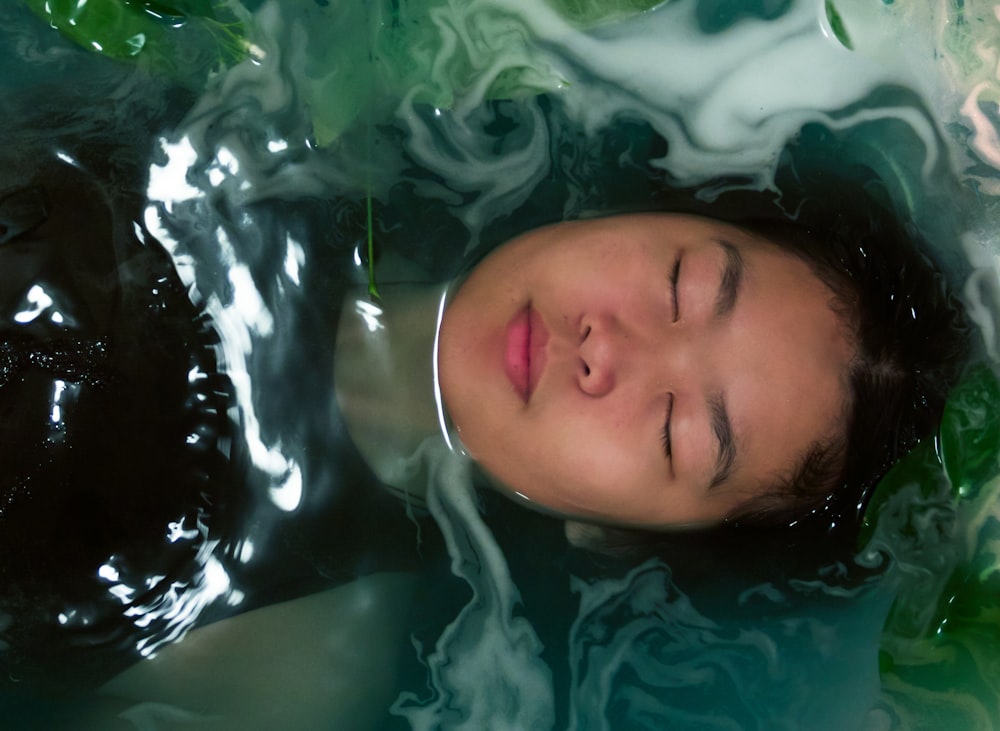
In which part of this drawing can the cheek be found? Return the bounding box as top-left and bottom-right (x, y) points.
(506, 417), (652, 512)
(459, 410), (571, 505)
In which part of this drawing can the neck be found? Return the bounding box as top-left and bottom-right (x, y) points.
(334, 282), (451, 494)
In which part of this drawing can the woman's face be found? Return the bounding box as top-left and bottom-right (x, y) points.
(438, 214), (856, 528)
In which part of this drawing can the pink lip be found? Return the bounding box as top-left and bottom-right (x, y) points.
(503, 304), (548, 403)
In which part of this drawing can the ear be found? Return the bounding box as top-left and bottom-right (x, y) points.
(563, 520), (609, 549)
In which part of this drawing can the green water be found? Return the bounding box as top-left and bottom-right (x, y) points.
(1, 1), (999, 729)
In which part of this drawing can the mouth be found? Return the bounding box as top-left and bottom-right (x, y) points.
(503, 304), (548, 403)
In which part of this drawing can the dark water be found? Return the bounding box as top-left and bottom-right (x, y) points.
(1, 1), (998, 729)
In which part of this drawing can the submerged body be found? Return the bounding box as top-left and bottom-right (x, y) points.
(1, 0), (993, 727)
(92, 207), (971, 731)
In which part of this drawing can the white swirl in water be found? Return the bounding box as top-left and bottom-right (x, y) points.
(391, 444), (555, 731)
(567, 560), (891, 730)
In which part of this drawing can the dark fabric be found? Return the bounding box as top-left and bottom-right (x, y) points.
(0, 156), (428, 695)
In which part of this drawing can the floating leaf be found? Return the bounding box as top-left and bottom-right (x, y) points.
(860, 367), (1000, 546)
(293, 0), (668, 148)
(24, 0), (247, 87)
(824, 0), (853, 50)
(867, 366), (1000, 729)
(939, 366), (1000, 500)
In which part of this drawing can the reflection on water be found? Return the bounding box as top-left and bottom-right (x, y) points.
(1, 0), (999, 729)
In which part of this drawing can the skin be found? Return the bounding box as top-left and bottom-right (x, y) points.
(438, 214), (856, 528)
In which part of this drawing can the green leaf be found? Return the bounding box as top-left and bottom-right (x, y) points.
(858, 439), (944, 548)
(24, 0), (247, 86)
(939, 366), (1000, 500)
(860, 367), (1000, 547)
(26, 0), (163, 59)
(824, 0), (853, 50)
(295, 0), (669, 148)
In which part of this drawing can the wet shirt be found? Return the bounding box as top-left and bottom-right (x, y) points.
(0, 156), (426, 695)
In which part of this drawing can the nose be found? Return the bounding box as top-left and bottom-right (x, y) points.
(576, 311), (700, 398)
(576, 318), (617, 397)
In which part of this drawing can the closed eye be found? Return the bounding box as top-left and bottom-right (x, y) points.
(661, 392), (674, 460)
(670, 255), (682, 322)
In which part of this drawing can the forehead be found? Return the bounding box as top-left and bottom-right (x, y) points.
(720, 239), (854, 495)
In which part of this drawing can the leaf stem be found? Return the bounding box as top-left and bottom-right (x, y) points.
(366, 191), (380, 299)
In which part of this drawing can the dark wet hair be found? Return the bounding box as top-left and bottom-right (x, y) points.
(726, 209), (969, 526)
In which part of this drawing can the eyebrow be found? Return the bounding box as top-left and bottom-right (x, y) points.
(713, 239), (744, 318)
(708, 392), (737, 490)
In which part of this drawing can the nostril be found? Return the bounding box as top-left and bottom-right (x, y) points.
(582, 361), (591, 377)
(582, 325), (592, 342)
